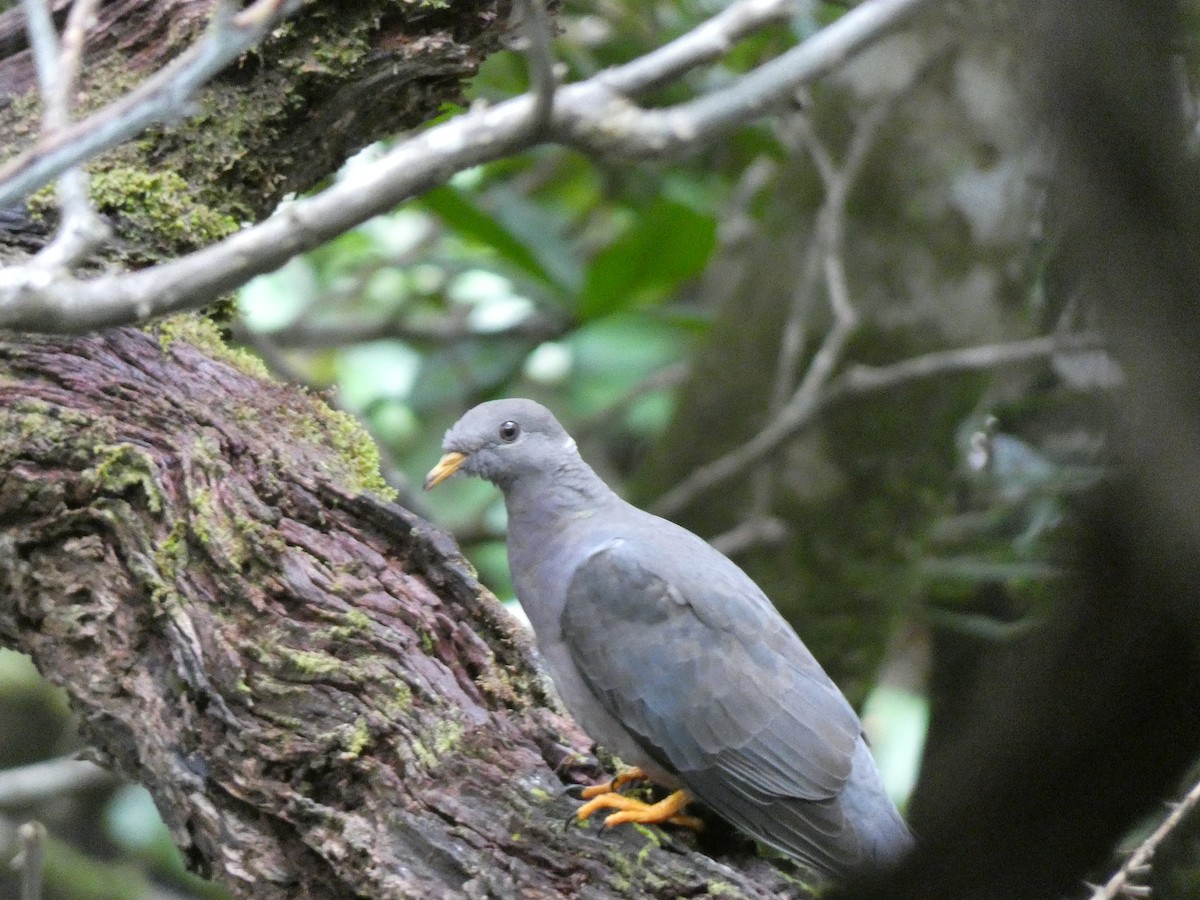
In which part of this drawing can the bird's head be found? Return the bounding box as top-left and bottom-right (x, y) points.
(424, 399), (579, 491)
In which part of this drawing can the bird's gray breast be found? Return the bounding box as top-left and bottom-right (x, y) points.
(508, 525), (677, 782)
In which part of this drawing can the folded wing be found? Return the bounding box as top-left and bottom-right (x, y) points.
(562, 538), (870, 875)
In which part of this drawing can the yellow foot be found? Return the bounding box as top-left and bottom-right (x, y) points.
(576, 788), (704, 831)
(579, 766), (648, 800)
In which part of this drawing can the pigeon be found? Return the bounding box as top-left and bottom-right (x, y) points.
(425, 398), (913, 879)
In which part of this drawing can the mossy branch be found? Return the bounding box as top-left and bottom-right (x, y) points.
(0, 324), (805, 898)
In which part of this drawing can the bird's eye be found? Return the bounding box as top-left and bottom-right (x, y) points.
(499, 420), (520, 443)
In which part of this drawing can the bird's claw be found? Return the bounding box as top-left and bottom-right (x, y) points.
(575, 788), (703, 832)
(578, 765), (648, 800)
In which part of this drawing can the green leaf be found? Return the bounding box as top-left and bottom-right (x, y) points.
(423, 186), (566, 292)
(485, 184), (585, 293)
(565, 312), (688, 416)
(578, 198), (716, 319)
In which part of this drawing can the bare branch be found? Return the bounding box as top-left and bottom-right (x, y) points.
(12, 821), (46, 900)
(21, 0), (110, 269)
(747, 96), (896, 517)
(0, 757), (115, 806)
(0, 0), (941, 333)
(651, 333), (1105, 516)
(710, 514), (789, 556)
(602, 0), (798, 96)
(1090, 774), (1200, 900)
(837, 333), (1109, 393)
(516, 0), (558, 129)
(259, 311), (570, 348)
(564, 0), (937, 159)
(17, 0), (58, 83)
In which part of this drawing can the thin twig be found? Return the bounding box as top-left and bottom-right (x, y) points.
(602, 0), (798, 96)
(745, 97), (895, 519)
(710, 514), (789, 556)
(17, 0), (58, 82)
(12, 821), (47, 900)
(1090, 774), (1200, 900)
(22, 0), (110, 269)
(518, 0), (557, 128)
(651, 332), (1105, 516)
(657, 70), (939, 521)
(569, 0), (936, 159)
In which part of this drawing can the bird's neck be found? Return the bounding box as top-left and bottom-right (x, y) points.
(502, 456), (617, 529)
(502, 457), (619, 636)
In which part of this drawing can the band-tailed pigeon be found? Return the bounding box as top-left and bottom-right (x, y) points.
(425, 399), (913, 879)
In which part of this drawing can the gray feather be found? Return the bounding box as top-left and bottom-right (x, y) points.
(562, 538), (885, 874)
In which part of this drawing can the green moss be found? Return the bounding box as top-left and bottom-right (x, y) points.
(187, 485), (251, 570)
(409, 717), (464, 769)
(89, 167), (240, 256)
(432, 718), (463, 755)
(153, 317), (393, 539)
(329, 608), (374, 640)
(85, 443), (164, 514)
(607, 848), (634, 883)
(280, 648), (342, 677)
(705, 881), (744, 897)
(0, 400), (96, 467)
(337, 717), (371, 759)
(154, 314), (272, 380)
(153, 520), (191, 591)
(24, 183), (56, 224)
(391, 681), (412, 713)
(411, 739), (435, 768)
(633, 824), (661, 867)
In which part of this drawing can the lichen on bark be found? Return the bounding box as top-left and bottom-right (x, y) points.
(0, 327), (806, 897)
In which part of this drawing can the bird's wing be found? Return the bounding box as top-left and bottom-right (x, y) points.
(561, 537), (866, 873)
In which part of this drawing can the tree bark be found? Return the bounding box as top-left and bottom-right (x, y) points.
(0, 326), (802, 898)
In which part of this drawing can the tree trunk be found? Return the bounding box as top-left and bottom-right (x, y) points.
(0, 326), (802, 898)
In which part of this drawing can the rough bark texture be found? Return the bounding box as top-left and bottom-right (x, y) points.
(0, 325), (804, 898)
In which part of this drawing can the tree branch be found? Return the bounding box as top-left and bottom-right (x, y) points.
(18, 0), (109, 270)
(0, 757), (116, 806)
(1089, 773), (1200, 900)
(652, 332), (1106, 517)
(0, 0), (940, 333)
(0, 326), (808, 898)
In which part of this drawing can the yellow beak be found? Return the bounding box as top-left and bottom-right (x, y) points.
(424, 451), (467, 490)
